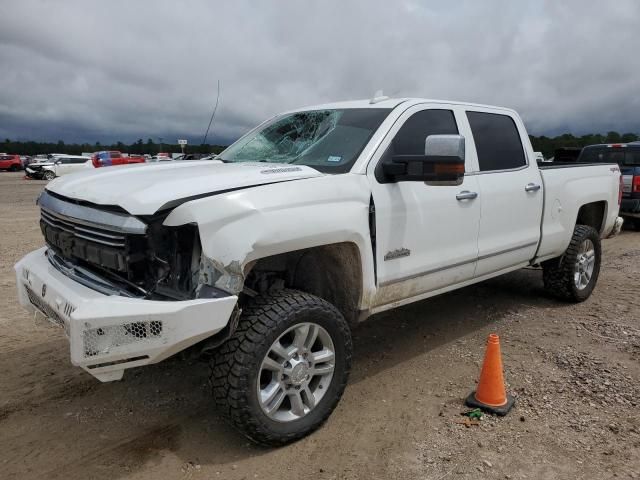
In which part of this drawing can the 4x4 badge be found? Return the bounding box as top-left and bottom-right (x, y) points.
(41, 284), (47, 298)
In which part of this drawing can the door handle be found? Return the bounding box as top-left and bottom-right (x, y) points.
(525, 183), (541, 192)
(456, 190), (478, 201)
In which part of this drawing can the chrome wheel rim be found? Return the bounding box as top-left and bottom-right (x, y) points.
(574, 239), (595, 290)
(257, 322), (335, 422)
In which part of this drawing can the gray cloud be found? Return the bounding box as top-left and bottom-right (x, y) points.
(1, 0), (639, 145)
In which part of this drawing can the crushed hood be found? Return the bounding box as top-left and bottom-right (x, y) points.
(46, 161), (324, 215)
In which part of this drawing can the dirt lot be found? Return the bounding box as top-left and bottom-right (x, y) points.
(0, 170), (639, 480)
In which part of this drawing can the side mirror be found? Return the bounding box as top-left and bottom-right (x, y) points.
(382, 134), (465, 184)
(55, 160), (62, 165)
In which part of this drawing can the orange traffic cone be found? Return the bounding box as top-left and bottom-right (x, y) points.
(465, 333), (515, 415)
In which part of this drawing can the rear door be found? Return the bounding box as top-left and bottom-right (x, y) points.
(465, 110), (543, 277)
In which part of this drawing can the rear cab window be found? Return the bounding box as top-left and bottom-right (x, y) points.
(466, 111), (527, 172)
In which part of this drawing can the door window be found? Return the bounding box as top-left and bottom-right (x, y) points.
(466, 111), (526, 172)
(376, 109), (459, 181)
(392, 109), (459, 155)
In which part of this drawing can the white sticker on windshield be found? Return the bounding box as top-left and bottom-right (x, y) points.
(327, 155), (342, 163)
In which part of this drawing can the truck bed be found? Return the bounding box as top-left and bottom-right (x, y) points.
(535, 162), (620, 263)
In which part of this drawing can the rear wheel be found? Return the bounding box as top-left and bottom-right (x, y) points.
(543, 225), (601, 302)
(211, 289), (352, 445)
(9, 164), (20, 172)
(43, 170), (56, 181)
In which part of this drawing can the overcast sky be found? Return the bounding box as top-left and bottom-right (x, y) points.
(1, 0), (639, 145)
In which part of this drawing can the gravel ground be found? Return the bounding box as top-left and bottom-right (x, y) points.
(0, 171), (638, 480)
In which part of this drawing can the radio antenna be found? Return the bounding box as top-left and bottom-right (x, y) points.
(202, 79), (221, 145)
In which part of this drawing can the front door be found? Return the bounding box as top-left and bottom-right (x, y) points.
(368, 105), (481, 308)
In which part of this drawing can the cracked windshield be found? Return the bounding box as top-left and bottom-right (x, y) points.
(220, 108), (390, 172)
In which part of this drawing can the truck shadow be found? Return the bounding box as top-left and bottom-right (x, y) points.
(351, 267), (558, 383)
(1, 268), (564, 480)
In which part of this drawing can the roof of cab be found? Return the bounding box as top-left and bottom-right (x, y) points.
(288, 97), (517, 114)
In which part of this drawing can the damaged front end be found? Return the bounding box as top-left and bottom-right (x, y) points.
(38, 190), (235, 301)
(14, 190), (240, 381)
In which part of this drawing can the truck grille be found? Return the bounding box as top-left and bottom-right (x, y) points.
(36, 190), (198, 301)
(37, 190), (148, 274)
(41, 208), (126, 247)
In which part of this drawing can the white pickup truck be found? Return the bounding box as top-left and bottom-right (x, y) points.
(15, 98), (623, 444)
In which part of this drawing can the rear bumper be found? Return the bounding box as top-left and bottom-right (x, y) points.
(14, 248), (238, 382)
(621, 198), (640, 214)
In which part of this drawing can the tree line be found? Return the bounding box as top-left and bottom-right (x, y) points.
(0, 138), (226, 157)
(2, 131), (639, 158)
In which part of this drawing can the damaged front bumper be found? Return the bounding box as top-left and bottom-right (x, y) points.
(14, 247), (238, 382)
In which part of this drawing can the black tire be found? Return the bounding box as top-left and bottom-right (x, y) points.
(43, 170), (56, 181)
(211, 289), (352, 445)
(542, 225), (601, 302)
(9, 165), (20, 172)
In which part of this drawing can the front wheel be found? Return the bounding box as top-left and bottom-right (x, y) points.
(542, 225), (601, 302)
(43, 170), (56, 181)
(211, 289), (352, 445)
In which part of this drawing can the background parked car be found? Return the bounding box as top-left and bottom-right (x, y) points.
(578, 142), (640, 229)
(0, 154), (23, 171)
(25, 158), (56, 179)
(148, 153), (173, 162)
(174, 153), (209, 160)
(25, 155), (92, 180)
(31, 154), (49, 163)
(91, 151), (146, 168)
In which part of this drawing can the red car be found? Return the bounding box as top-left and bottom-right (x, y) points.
(91, 151), (146, 168)
(0, 154), (22, 171)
